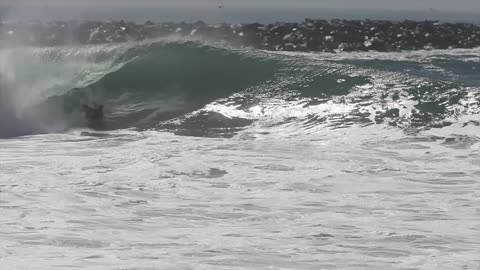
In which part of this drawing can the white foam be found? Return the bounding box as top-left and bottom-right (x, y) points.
(272, 46), (480, 63)
(1, 126), (479, 269)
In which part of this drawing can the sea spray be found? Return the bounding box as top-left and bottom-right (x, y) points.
(0, 44), (130, 137)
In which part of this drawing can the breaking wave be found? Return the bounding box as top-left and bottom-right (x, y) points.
(0, 40), (479, 138)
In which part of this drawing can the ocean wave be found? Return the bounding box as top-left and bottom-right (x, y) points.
(0, 40), (478, 138)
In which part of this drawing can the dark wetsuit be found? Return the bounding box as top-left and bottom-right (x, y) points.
(82, 104), (105, 129)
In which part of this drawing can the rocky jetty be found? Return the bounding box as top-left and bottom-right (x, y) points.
(1, 19), (480, 52)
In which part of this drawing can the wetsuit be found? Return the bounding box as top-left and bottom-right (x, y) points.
(82, 104), (104, 129)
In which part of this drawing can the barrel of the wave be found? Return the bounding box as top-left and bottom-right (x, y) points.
(82, 104), (106, 130)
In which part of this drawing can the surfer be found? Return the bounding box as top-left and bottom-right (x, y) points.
(82, 103), (104, 129)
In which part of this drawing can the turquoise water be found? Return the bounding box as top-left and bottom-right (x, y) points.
(1, 41), (479, 138)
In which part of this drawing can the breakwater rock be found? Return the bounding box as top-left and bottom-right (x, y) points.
(1, 19), (480, 52)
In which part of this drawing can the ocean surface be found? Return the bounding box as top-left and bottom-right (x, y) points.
(1, 15), (480, 270)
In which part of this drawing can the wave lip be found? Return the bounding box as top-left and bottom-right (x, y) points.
(1, 19), (480, 53)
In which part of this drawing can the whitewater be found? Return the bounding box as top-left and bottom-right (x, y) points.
(0, 38), (479, 269)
